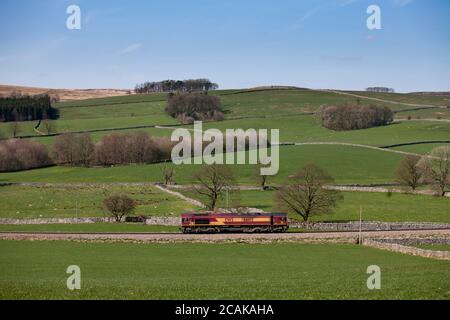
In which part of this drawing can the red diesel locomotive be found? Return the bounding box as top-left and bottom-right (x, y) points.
(181, 212), (288, 233)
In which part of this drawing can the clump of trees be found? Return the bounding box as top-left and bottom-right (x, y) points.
(418, 146), (449, 196)
(0, 94), (59, 122)
(92, 132), (172, 166)
(0, 139), (52, 172)
(395, 147), (449, 196)
(135, 79), (218, 94)
(53, 133), (94, 166)
(275, 164), (343, 222)
(316, 104), (393, 131)
(103, 194), (136, 222)
(0, 131), (172, 172)
(166, 93), (224, 124)
(53, 132), (172, 167)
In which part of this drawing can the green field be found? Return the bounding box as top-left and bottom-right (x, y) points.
(344, 91), (450, 107)
(0, 185), (198, 219)
(1, 88), (450, 225)
(190, 115), (450, 146)
(2, 89), (449, 142)
(0, 224), (179, 233)
(0, 145), (406, 185)
(180, 189), (450, 223)
(391, 143), (450, 154)
(0, 241), (448, 299)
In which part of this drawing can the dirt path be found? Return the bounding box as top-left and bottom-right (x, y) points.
(1, 229), (448, 243)
(292, 141), (425, 157)
(323, 89), (447, 109)
(154, 184), (205, 208)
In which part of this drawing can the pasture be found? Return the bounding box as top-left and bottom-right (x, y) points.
(0, 144), (406, 184)
(2, 89), (449, 143)
(0, 241), (448, 300)
(0, 185), (198, 219)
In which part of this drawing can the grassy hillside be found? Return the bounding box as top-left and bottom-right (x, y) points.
(1, 87), (449, 225)
(2, 88), (449, 141)
(0, 185), (198, 219)
(0, 145), (405, 184)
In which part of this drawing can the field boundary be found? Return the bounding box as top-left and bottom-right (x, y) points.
(363, 239), (450, 260)
(324, 89), (448, 109)
(0, 229), (448, 243)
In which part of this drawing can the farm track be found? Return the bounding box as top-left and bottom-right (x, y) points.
(1, 229), (449, 243)
(323, 89), (448, 109)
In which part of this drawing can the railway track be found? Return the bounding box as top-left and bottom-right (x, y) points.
(1, 228), (449, 243)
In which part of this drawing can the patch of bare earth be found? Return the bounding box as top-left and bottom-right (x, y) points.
(0, 84), (132, 101)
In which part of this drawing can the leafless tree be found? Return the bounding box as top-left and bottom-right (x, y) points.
(103, 194), (136, 222)
(192, 164), (235, 211)
(275, 164), (343, 222)
(53, 133), (94, 166)
(9, 121), (20, 138)
(161, 162), (175, 185)
(395, 155), (423, 191)
(316, 104), (393, 131)
(0, 139), (52, 172)
(42, 119), (56, 135)
(92, 132), (171, 166)
(254, 164), (272, 190)
(419, 146), (450, 196)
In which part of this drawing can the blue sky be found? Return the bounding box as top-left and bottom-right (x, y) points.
(0, 0), (449, 92)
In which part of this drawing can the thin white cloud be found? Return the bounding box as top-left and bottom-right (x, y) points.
(393, 0), (413, 7)
(339, 0), (359, 7)
(117, 43), (142, 56)
(287, 4), (327, 31)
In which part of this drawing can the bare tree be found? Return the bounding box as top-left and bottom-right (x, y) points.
(103, 194), (136, 222)
(419, 146), (450, 196)
(395, 155), (423, 191)
(42, 119), (56, 135)
(254, 164), (272, 190)
(53, 133), (94, 166)
(92, 132), (170, 166)
(275, 164), (343, 222)
(161, 162), (175, 185)
(192, 164), (234, 211)
(0, 139), (52, 172)
(9, 121), (20, 138)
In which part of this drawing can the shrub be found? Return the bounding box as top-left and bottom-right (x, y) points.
(103, 194), (136, 222)
(0, 139), (52, 172)
(166, 93), (224, 122)
(53, 133), (94, 166)
(92, 132), (172, 166)
(316, 104), (393, 131)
